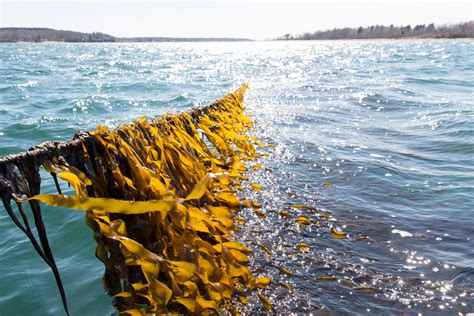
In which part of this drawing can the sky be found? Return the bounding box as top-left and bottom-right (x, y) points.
(0, 0), (472, 40)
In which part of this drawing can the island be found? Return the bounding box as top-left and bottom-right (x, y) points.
(0, 27), (252, 43)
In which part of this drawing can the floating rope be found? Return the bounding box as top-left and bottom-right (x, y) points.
(0, 84), (273, 314)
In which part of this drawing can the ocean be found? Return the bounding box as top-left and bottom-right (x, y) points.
(0, 40), (472, 315)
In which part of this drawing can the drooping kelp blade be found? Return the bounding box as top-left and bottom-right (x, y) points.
(24, 194), (180, 216)
(0, 84), (273, 314)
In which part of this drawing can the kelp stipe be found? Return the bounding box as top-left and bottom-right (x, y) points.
(0, 84), (273, 314)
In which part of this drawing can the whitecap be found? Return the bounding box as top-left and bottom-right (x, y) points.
(392, 229), (413, 238)
(369, 153), (384, 158)
(16, 80), (38, 88)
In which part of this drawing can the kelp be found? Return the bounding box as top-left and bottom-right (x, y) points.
(0, 84), (272, 314)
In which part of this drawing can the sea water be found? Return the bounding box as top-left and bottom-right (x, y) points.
(0, 40), (472, 314)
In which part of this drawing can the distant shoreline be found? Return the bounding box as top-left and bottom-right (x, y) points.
(270, 37), (474, 42)
(2, 24), (473, 43)
(0, 27), (253, 43)
(277, 21), (473, 41)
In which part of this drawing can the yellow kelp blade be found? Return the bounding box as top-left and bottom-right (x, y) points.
(250, 183), (262, 191)
(297, 242), (309, 251)
(295, 216), (310, 225)
(252, 277), (270, 289)
(23, 194), (180, 216)
(175, 298), (196, 312)
(184, 173), (215, 201)
(258, 294), (273, 312)
(58, 172), (88, 196)
(331, 227), (347, 239)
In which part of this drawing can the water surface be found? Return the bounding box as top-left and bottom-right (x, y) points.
(0, 40), (473, 314)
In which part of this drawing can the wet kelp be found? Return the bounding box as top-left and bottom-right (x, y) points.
(0, 84), (272, 314)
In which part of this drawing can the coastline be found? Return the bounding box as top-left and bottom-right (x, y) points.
(0, 27), (253, 43)
(2, 37), (473, 44)
(2, 24), (472, 43)
(271, 37), (474, 42)
(277, 21), (473, 41)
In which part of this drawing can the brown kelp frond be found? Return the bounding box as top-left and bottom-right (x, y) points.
(0, 84), (273, 313)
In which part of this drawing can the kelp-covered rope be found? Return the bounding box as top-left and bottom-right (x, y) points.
(0, 84), (273, 314)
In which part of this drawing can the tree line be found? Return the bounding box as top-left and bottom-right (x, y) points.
(0, 27), (251, 43)
(0, 28), (116, 42)
(280, 21), (474, 40)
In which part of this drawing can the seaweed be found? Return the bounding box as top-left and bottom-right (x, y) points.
(0, 85), (272, 314)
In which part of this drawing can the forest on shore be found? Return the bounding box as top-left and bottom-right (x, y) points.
(0, 27), (251, 42)
(279, 21), (474, 40)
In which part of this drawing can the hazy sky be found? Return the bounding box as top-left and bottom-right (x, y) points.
(1, 0), (472, 39)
